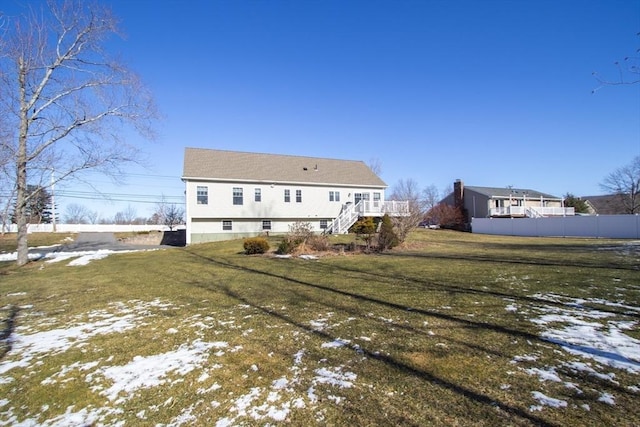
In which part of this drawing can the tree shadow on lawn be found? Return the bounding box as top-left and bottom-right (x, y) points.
(294, 257), (639, 321)
(0, 305), (19, 360)
(185, 250), (565, 426)
(220, 284), (562, 426)
(280, 258), (640, 400)
(387, 247), (638, 272)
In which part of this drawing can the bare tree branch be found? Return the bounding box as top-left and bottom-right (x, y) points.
(1, 0), (158, 265)
(592, 33), (640, 93)
(388, 178), (425, 242)
(600, 156), (640, 214)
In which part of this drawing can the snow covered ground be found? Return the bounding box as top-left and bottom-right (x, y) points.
(2, 287), (638, 425)
(0, 299), (360, 426)
(0, 243), (638, 425)
(0, 246), (156, 266)
(0, 246), (315, 266)
(506, 290), (640, 412)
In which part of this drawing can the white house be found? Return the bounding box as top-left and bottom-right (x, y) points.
(182, 148), (409, 244)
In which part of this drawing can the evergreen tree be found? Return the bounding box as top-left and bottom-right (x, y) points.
(378, 214), (399, 251)
(351, 217), (377, 250)
(563, 193), (589, 214)
(11, 185), (53, 224)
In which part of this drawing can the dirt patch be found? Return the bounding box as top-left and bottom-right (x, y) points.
(118, 231), (163, 246)
(118, 230), (185, 247)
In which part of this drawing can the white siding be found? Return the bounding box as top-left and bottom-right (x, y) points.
(184, 179), (385, 244)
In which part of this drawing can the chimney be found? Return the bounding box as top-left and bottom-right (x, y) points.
(454, 179), (464, 209)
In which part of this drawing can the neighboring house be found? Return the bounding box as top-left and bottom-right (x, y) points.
(441, 179), (574, 223)
(582, 194), (632, 215)
(182, 148), (409, 244)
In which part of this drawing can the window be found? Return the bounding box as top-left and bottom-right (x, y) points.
(255, 188), (261, 202)
(329, 191), (341, 202)
(222, 220), (232, 231)
(296, 189), (302, 203)
(373, 192), (381, 207)
(197, 186), (208, 205)
(262, 220), (271, 230)
(320, 219), (328, 229)
(354, 193), (363, 204)
(284, 189), (290, 203)
(233, 187), (243, 205)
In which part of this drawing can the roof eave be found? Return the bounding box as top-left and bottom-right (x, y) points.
(181, 176), (387, 188)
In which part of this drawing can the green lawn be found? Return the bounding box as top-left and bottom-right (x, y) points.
(1, 230), (638, 426)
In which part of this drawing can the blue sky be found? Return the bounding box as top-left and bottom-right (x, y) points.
(5, 0), (640, 219)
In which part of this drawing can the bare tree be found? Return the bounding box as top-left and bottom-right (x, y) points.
(367, 157), (383, 176)
(390, 178), (425, 214)
(63, 203), (90, 224)
(0, 162), (15, 234)
(0, 101), (14, 233)
(421, 184), (440, 214)
(592, 34), (639, 93)
(600, 156), (640, 214)
(86, 209), (99, 224)
(1, 1), (157, 265)
(164, 204), (184, 231)
(153, 201), (184, 231)
(388, 178), (425, 243)
(114, 205), (138, 224)
(425, 203), (465, 229)
(442, 183), (453, 199)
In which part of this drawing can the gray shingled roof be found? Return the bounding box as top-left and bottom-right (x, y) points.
(182, 147), (387, 187)
(582, 194), (628, 214)
(465, 185), (560, 200)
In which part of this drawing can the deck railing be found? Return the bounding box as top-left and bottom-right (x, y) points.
(325, 200), (410, 234)
(357, 200), (410, 216)
(490, 206), (575, 217)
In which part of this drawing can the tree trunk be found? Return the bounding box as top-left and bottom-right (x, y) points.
(16, 59), (30, 266)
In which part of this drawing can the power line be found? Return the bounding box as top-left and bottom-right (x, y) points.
(58, 192), (184, 204)
(0, 190), (184, 202)
(59, 194), (184, 204)
(58, 190), (183, 199)
(120, 172), (183, 179)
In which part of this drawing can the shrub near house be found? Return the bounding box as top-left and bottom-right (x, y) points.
(243, 237), (269, 255)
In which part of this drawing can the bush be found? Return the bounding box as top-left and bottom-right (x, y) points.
(276, 238), (296, 255)
(276, 221), (316, 254)
(378, 214), (399, 251)
(243, 237), (270, 255)
(287, 221), (314, 245)
(308, 235), (330, 251)
(350, 217), (377, 250)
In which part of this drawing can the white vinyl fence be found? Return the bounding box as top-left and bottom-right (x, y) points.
(2, 224), (185, 234)
(472, 215), (640, 239)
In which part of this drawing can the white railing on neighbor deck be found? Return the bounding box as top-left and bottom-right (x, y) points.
(325, 200), (410, 234)
(491, 207), (525, 216)
(489, 206), (574, 217)
(525, 207), (543, 218)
